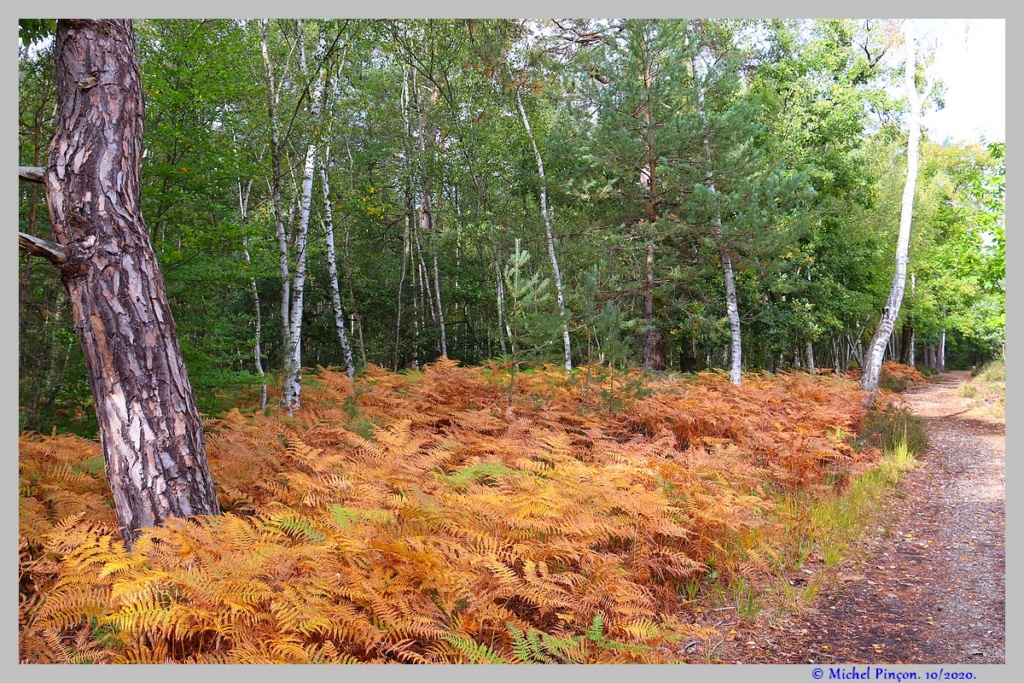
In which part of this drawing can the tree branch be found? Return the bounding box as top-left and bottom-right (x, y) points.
(19, 166), (46, 183)
(19, 232), (67, 263)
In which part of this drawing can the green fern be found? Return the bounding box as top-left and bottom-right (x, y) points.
(507, 622), (580, 663)
(442, 635), (507, 664)
(585, 614), (606, 645)
(329, 505), (394, 528)
(273, 517), (326, 543)
(434, 462), (523, 490)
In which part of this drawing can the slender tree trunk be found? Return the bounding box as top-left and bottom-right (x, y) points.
(342, 215), (367, 367)
(239, 180), (267, 412)
(899, 322), (914, 366)
(282, 24), (327, 412)
(693, 49), (742, 385)
(861, 20), (931, 400)
(939, 329), (946, 372)
(515, 87), (572, 371)
(32, 19), (220, 545)
(395, 66), (414, 370)
(413, 221), (436, 322)
(493, 245), (508, 355)
(641, 241), (665, 370)
(413, 78), (447, 358)
(394, 215), (411, 370)
(635, 50), (666, 372)
(806, 340), (816, 374)
(261, 20), (291, 388)
(320, 151), (356, 378)
(432, 249), (447, 357)
(905, 273), (917, 367)
(322, 52), (360, 376)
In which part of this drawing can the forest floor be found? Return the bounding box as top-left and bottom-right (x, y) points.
(715, 371), (1006, 664)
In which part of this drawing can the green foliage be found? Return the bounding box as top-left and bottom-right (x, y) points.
(878, 374), (910, 394)
(443, 635), (507, 664)
(435, 461), (525, 489)
(19, 19), (56, 47)
(503, 238), (554, 356)
(18, 18), (1003, 430)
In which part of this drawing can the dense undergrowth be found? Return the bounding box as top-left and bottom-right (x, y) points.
(20, 360), (922, 663)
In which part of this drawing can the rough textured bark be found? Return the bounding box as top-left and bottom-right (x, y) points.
(39, 20), (220, 545)
(861, 20), (931, 400)
(515, 87), (572, 371)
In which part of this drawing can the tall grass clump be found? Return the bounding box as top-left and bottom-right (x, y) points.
(765, 403), (926, 611)
(857, 404), (928, 456)
(961, 360), (1005, 420)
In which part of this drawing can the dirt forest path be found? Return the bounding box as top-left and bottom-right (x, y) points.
(726, 371), (1006, 664)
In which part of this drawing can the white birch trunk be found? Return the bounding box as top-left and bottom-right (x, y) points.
(494, 246), (508, 355)
(432, 250), (448, 357)
(239, 180), (267, 412)
(861, 20), (931, 399)
(283, 25), (327, 412)
(515, 87), (572, 371)
(939, 329), (946, 372)
(693, 49), (742, 385)
(320, 153), (356, 378)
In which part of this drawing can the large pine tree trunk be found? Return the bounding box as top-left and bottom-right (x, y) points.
(41, 20), (220, 545)
(861, 20), (930, 400)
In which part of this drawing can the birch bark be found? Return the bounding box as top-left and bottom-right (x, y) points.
(861, 20), (931, 399)
(692, 48), (742, 385)
(515, 87), (572, 371)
